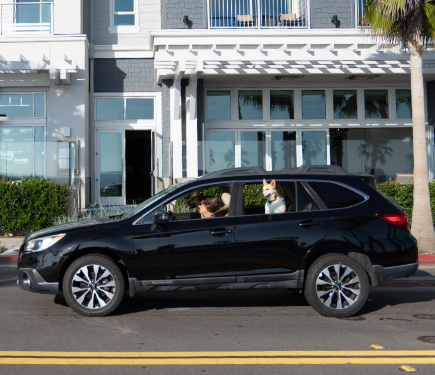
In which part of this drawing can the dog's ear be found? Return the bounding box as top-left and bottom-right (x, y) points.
(263, 179), (267, 186)
(271, 179), (276, 188)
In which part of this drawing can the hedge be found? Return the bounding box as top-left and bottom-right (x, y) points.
(0, 177), (69, 234)
(375, 180), (435, 225)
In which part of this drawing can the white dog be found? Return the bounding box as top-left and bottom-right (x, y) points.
(261, 179), (286, 214)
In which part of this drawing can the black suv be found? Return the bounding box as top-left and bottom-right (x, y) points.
(17, 166), (418, 317)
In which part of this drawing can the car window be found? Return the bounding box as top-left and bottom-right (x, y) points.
(140, 184), (232, 223)
(242, 181), (297, 215)
(297, 182), (320, 211)
(307, 181), (365, 209)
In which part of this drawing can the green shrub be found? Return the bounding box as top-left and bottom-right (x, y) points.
(0, 176), (69, 233)
(375, 180), (435, 225)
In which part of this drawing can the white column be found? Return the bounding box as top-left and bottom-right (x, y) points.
(186, 78), (198, 177)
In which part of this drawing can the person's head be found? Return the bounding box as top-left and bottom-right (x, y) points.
(198, 196), (221, 215)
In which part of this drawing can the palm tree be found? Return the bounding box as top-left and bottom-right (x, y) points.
(364, 0), (435, 251)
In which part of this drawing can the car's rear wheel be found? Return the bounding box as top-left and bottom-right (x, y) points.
(304, 254), (370, 317)
(63, 254), (125, 317)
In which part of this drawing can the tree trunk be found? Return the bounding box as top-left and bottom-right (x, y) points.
(409, 44), (435, 251)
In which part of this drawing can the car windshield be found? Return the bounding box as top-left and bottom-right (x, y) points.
(122, 179), (198, 219)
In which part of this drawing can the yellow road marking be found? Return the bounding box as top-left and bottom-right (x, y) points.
(0, 357), (434, 365)
(400, 364), (419, 372)
(1, 350), (435, 358)
(371, 344), (386, 350)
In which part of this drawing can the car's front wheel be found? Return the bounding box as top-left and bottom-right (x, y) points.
(304, 254), (370, 318)
(63, 254), (125, 317)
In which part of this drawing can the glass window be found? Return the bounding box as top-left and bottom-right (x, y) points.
(308, 181), (365, 209)
(238, 90), (263, 120)
(333, 90), (357, 119)
(270, 90), (294, 119)
(0, 93), (44, 118)
(396, 90), (412, 119)
(297, 182), (319, 211)
(100, 133), (123, 197)
(206, 91), (231, 120)
(240, 131), (266, 169)
(114, 0), (135, 26)
(365, 90), (389, 119)
(35, 127), (45, 178)
(302, 131), (327, 165)
(96, 98), (154, 120)
(302, 90), (326, 119)
(16, 0), (52, 24)
(208, 131), (235, 172)
(271, 131), (296, 170)
(126, 98), (153, 120)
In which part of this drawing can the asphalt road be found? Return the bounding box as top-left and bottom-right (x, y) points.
(1, 265), (435, 375)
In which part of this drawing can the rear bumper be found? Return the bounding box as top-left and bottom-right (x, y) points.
(372, 262), (419, 285)
(17, 268), (59, 295)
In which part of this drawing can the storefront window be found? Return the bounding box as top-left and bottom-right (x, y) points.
(206, 91), (231, 120)
(126, 98), (153, 119)
(240, 131), (266, 168)
(302, 131), (327, 165)
(301, 91), (326, 119)
(208, 131), (235, 172)
(396, 90), (412, 119)
(333, 90), (357, 119)
(96, 98), (154, 120)
(238, 90), (263, 120)
(365, 90), (389, 119)
(270, 90), (294, 119)
(271, 131), (296, 170)
(0, 93), (45, 118)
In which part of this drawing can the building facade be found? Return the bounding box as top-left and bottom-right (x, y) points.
(1, 0), (435, 208)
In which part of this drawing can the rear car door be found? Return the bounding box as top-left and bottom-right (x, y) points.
(132, 183), (237, 283)
(234, 180), (331, 279)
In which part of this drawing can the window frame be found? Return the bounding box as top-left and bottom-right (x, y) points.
(0, 92), (46, 119)
(108, 0), (140, 34)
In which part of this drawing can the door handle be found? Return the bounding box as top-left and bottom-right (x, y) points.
(211, 230), (232, 236)
(299, 220), (320, 227)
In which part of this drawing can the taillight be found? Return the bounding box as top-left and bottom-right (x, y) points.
(376, 212), (409, 230)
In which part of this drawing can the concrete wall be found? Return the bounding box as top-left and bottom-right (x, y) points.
(93, 0), (160, 46)
(94, 59), (161, 92)
(310, 0), (354, 29)
(83, 0), (91, 40)
(162, 0), (207, 29)
(54, 0), (83, 34)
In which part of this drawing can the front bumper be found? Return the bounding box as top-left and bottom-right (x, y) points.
(373, 262), (419, 285)
(17, 268), (59, 295)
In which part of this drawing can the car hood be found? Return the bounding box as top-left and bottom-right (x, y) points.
(25, 217), (113, 242)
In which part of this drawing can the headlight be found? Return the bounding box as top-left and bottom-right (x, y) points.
(24, 234), (66, 252)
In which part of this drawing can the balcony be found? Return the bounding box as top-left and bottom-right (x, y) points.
(208, 0), (366, 29)
(1, 2), (53, 35)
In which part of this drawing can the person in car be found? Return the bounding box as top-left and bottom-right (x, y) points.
(170, 196), (221, 220)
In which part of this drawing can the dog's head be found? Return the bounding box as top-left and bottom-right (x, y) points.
(261, 179), (277, 201)
(187, 193), (204, 210)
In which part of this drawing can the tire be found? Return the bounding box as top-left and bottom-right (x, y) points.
(304, 254), (370, 318)
(62, 254), (125, 317)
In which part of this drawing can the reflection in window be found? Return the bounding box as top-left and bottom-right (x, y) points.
(240, 131), (266, 168)
(333, 90), (357, 119)
(206, 91), (231, 120)
(16, 0), (52, 24)
(114, 0), (135, 25)
(100, 132), (123, 197)
(96, 98), (154, 120)
(238, 90), (263, 120)
(271, 131), (296, 170)
(208, 131), (235, 172)
(302, 131), (327, 165)
(365, 90), (389, 119)
(270, 90), (294, 119)
(396, 90), (412, 118)
(302, 90), (326, 119)
(0, 93), (44, 118)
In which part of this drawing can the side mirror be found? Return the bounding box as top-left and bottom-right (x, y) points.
(154, 211), (170, 225)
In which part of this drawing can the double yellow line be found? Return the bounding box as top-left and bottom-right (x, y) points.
(1, 350), (435, 365)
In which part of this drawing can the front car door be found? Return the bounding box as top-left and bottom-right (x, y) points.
(132, 182), (237, 284)
(234, 179), (331, 280)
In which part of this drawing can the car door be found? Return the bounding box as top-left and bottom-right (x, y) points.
(132, 183), (237, 283)
(234, 180), (331, 279)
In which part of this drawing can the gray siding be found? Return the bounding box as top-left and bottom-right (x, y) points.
(310, 0), (354, 29)
(94, 59), (161, 92)
(427, 81), (435, 125)
(162, 0), (207, 29)
(162, 79), (172, 177)
(83, 0), (90, 40)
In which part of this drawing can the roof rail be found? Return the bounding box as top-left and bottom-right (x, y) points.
(281, 165), (350, 175)
(201, 166), (266, 179)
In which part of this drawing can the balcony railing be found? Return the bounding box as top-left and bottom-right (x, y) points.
(1, 2), (53, 35)
(208, 0), (309, 29)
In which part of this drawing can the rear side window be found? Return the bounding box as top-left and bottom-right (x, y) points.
(308, 181), (365, 209)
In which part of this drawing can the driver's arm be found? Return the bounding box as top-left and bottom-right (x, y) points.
(169, 209), (181, 221)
